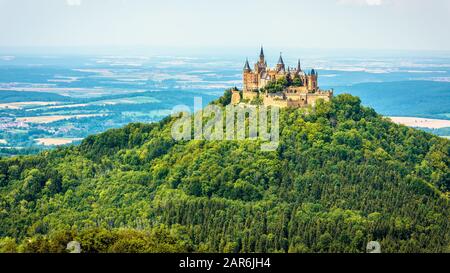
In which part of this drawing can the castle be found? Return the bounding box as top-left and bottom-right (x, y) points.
(231, 47), (333, 108)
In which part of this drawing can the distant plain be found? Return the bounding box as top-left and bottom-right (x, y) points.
(0, 50), (449, 155)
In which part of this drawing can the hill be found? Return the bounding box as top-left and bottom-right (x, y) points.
(0, 90), (72, 103)
(0, 92), (448, 253)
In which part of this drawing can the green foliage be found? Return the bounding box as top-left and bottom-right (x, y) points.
(250, 96), (263, 105)
(0, 94), (448, 253)
(263, 77), (290, 93)
(292, 75), (303, 87)
(212, 88), (238, 107)
(1, 226), (191, 253)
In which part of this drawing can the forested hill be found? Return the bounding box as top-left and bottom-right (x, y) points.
(0, 92), (448, 253)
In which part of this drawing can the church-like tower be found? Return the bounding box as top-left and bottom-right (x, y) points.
(255, 46), (267, 74)
(276, 53), (285, 73)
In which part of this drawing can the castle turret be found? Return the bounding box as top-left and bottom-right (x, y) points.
(255, 46), (267, 73)
(307, 69), (318, 91)
(244, 58), (251, 72)
(259, 46), (265, 64)
(297, 59), (302, 72)
(276, 53), (285, 73)
(243, 57), (258, 92)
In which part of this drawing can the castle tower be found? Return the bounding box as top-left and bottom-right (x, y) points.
(243, 58), (259, 92)
(243, 58), (251, 91)
(231, 88), (241, 105)
(244, 58), (251, 72)
(259, 46), (265, 64)
(255, 46), (267, 73)
(307, 69), (318, 91)
(297, 59), (302, 72)
(276, 53), (285, 73)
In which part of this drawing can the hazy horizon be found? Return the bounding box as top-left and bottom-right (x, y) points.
(2, 46), (450, 61)
(1, 0), (450, 52)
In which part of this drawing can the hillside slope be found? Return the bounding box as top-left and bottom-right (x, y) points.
(0, 93), (448, 253)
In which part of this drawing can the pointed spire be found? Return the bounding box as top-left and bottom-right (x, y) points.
(311, 69), (316, 75)
(278, 52), (285, 65)
(258, 46), (265, 66)
(244, 58), (251, 71)
(297, 59), (302, 71)
(276, 52), (285, 73)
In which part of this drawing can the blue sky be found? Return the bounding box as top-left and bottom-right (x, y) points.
(0, 0), (449, 51)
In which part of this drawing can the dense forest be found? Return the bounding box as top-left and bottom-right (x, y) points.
(0, 90), (448, 253)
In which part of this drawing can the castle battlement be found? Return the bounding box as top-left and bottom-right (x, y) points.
(231, 47), (333, 108)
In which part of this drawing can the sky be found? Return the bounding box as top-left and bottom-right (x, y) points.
(0, 0), (449, 52)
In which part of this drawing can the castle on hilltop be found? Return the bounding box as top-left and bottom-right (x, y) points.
(231, 47), (333, 108)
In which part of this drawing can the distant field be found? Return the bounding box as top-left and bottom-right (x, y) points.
(35, 138), (83, 146)
(122, 109), (173, 118)
(37, 97), (160, 110)
(0, 90), (71, 102)
(0, 101), (61, 109)
(17, 114), (104, 124)
(45, 103), (89, 109)
(92, 96), (160, 105)
(389, 117), (450, 129)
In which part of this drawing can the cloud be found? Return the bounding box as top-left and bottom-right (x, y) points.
(338, 0), (384, 6)
(66, 0), (82, 6)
